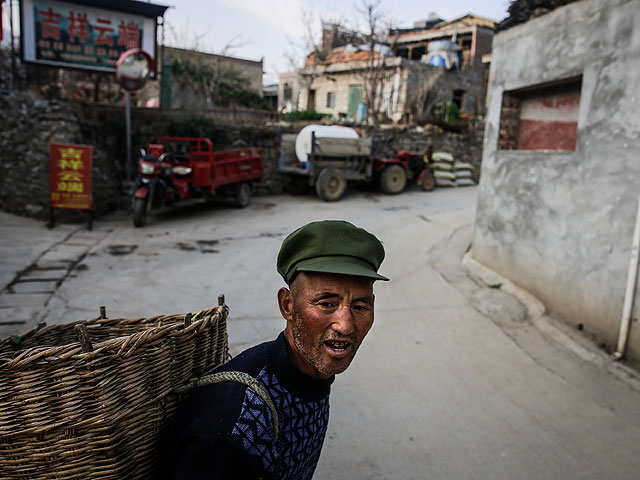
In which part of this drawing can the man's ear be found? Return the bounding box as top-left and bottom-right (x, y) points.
(278, 287), (294, 321)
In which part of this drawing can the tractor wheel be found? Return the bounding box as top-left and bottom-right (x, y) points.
(420, 171), (436, 192)
(315, 168), (347, 202)
(133, 197), (147, 228)
(380, 165), (407, 194)
(234, 183), (251, 208)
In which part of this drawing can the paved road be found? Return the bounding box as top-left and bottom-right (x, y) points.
(2, 186), (640, 479)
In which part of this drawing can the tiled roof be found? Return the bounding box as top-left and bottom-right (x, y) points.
(305, 48), (380, 66)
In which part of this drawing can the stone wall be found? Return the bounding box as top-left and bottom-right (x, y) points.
(0, 89), (484, 220)
(0, 91), (121, 221)
(371, 123), (485, 180)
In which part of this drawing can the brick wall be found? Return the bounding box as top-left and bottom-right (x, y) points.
(497, 91), (521, 150)
(472, 28), (494, 73)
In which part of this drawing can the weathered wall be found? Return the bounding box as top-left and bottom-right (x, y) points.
(0, 94), (281, 219)
(0, 91), (122, 221)
(472, 0), (640, 358)
(402, 62), (485, 120)
(372, 123), (485, 178)
(471, 28), (494, 73)
(0, 90), (484, 219)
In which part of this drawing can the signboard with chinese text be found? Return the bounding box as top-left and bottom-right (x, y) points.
(50, 143), (92, 210)
(21, 0), (158, 74)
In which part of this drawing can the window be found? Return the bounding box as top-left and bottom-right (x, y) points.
(411, 46), (426, 60)
(452, 89), (465, 110)
(498, 78), (582, 151)
(326, 91), (336, 109)
(283, 82), (292, 100)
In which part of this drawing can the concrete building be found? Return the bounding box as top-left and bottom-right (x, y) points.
(471, 0), (640, 359)
(278, 71), (301, 113)
(279, 14), (495, 122)
(262, 83), (278, 111)
(294, 56), (483, 123)
(390, 14), (495, 74)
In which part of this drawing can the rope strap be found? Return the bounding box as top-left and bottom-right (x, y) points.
(174, 371), (279, 445)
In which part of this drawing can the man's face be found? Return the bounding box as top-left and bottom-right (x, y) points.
(279, 272), (375, 380)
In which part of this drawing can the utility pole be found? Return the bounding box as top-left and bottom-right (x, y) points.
(9, 0), (17, 88)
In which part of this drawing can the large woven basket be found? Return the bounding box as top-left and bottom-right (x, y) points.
(0, 301), (229, 480)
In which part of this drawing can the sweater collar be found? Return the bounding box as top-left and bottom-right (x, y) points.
(267, 331), (334, 402)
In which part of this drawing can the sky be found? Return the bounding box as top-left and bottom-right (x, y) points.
(160, 0), (512, 85)
(0, 0), (512, 85)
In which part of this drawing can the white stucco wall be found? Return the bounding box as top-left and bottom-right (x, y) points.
(472, 0), (640, 358)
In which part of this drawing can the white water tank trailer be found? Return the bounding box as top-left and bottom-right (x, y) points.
(295, 125), (360, 163)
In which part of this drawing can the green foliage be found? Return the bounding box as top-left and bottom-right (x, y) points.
(215, 81), (267, 109)
(433, 102), (461, 123)
(281, 110), (331, 122)
(171, 57), (268, 110)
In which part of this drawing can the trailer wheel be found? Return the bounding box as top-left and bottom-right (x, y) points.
(316, 168), (347, 202)
(133, 197), (147, 228)
(380, 165), (407, 194)
(234, 183), (251, 208)
(420, 172), (436, 192)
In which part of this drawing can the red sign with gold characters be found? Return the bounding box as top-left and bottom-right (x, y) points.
(50, 143), (92, 210)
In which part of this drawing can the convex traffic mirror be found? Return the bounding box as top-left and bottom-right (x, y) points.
(115, 49), (155, 92)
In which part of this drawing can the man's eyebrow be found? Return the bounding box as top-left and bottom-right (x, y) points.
(310, 292), (374, 304)
(354, 295), (374, 304)
(311, 291), (339, 301)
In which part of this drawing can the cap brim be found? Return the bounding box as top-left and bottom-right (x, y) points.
(296, 258), (389, 282)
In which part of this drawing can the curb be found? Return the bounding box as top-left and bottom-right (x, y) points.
(462, 251), (640, 391)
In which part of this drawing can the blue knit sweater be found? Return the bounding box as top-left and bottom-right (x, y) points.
(160, 332), (334, 480)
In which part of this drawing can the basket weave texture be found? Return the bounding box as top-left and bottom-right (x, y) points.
(0, 305), (229, 480)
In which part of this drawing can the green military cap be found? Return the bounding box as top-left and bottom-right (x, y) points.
(277, 220), (389, 285)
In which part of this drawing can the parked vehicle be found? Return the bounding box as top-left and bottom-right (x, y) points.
(133, 136), (262, 227)
(278, 128), (434, 201)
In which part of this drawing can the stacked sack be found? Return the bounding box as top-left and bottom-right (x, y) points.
(453, 159), (475, 186)
(430, 152), (476, 187)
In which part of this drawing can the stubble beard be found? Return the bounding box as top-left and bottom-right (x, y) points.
(290, 308), (359, 378)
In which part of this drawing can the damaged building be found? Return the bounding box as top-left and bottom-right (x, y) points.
(278, 14), (496, 123)
(472, 0), (640, 360)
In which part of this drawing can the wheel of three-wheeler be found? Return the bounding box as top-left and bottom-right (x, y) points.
(234, 183), (252, 208)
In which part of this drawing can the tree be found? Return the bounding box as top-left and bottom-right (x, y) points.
(355, 0), (397, 124)
(405, 64), (446, 124)
(284, 7), (348, 112)
(287, 1), (397, 123)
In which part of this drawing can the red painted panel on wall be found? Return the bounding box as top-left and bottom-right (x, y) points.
(517, 89), (580, 151)
(517, 120), (578, 151)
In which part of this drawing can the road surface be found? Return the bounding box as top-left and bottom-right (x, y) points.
(3, 186), (640, 479)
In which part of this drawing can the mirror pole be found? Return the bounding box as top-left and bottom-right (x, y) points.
(125, 91), (132, 183)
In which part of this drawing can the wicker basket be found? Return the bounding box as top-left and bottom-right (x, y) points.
(0, 302), (229, 480)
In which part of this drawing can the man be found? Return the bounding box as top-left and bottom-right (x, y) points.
(161, 220), (387, 479)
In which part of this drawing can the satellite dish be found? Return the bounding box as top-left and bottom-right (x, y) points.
(115, 49), (155, 92)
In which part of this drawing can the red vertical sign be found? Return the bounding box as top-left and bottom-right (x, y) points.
(50, 143), (92, 210)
